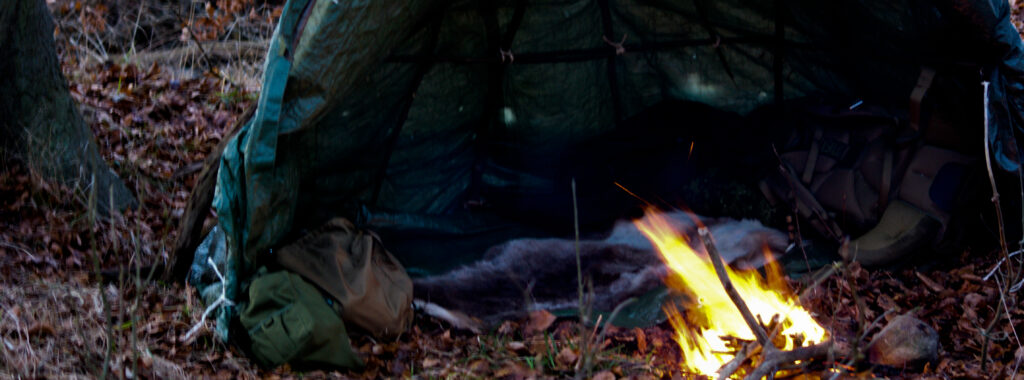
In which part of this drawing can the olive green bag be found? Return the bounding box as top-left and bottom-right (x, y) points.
(274, 218), (414, 339)
(237, 218), (413, 370)
(239, 269), (363, 370)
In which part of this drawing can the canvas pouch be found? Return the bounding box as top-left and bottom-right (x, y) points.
(239, 268), (363, 369)
(275, 218), (414, 338)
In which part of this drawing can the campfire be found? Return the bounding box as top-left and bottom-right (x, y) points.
(635, 211), (829, 378)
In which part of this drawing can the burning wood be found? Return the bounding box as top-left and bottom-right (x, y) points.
(635, 210), (834, 379)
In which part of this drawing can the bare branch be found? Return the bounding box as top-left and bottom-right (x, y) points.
(697, 227), (774, 348)
(742, 342), (834, 380)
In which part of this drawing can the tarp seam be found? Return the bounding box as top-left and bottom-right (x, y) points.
(385, 37), (812, 65)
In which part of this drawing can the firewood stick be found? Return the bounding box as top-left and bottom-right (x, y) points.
(700, 227), (842, 379)
(698, 227), (774, 349)
(717, 342), (758, 380)
(742, 342), (834, 380)
(718, 314), (792, 380)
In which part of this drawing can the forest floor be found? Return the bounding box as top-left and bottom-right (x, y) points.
(4, 1), (1024, 379)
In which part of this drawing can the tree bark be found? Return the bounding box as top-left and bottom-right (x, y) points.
(165, 104), (251, 282)
(0, 0), (136, 213)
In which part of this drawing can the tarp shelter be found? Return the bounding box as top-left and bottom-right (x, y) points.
(202, 0), (1024, 337)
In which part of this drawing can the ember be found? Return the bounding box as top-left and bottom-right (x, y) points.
(635, 211), (826, 377)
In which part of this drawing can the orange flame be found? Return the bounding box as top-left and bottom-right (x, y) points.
(634, 211), (826, 377)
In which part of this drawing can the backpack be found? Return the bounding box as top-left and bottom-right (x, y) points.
(758, 96), (975, 266)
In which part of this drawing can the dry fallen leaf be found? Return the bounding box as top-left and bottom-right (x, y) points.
(498, 320), (519, 336)
(556, 347), (578, 367)
(468, 359), (490, 375)
(525, 310), (557, 336)
(506, 341), (529, 355)
(493, 362), (533, 379)
(915, 271), (944, 293)
(634, 327), (647, 354)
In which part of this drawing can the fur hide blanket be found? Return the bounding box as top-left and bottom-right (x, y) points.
(413, 211), (788, 328)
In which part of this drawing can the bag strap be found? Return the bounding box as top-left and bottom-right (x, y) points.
(778, 163), (845, 241)
(909, 67), (936, 131)
(878, 149), (894, 212)
(802, 127), (824, 184)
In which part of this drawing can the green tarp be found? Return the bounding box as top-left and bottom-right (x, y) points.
(208, 0), (1024, 338)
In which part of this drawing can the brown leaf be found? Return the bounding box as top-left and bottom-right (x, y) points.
(421, 358), (440, 369)
(527, 335), (549, 355)
(506, 341), (529, 355)
(962, 292), (985, 322)
(915, 271), (944, 293)
(593, 370), (616, 380)
(626, 373), (658, 380)
(556, 347), (578, 367)
(493, 362), (532, 379)
(525, 310), (556, 336)
(497, 320), (519, 336)
(27, 322), (56, 338)
(634, 327), (647, 354)
(468, 359), (490, 375)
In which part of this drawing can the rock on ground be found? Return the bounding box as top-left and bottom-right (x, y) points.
(868, 313), (939, 368)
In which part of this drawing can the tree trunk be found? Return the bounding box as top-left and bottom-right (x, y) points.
(0, 0), (136, 213)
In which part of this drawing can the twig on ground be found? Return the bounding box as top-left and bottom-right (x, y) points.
(0, 241), (35, 261)
(570, 178), (595, 380)
(797, 263), (838, 305)
(578, 297), (639, 376)
(858, 309), (896, 343)
(170, 8), (213, 71)
(838, 244), (871, 369)
(981, 81), (1012, 279)
(412, 300), (483, 334)
(572, 178), (584, 322)
(983, 249), (1024, 281)
(594, 297), (637, 349)
(182, 258), (233, 342)
(994, 276), (1022, 349)
(979, 79), (1023, 370)
(3, 307), (33, 359)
